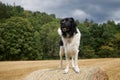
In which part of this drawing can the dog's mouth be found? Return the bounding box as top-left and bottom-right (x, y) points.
(61, 27), (69, 32)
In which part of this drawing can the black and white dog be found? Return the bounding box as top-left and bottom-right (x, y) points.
(58, 17), (81, 73)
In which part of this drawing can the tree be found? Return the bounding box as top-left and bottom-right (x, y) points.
(81, 46), (96, 58)
(0, 17), (41, 60)
(0, 2), (120, 60)
(39, 21), (60, 59)
(0, 2), (8, 19)
(114, 33), (120, 57)
(97, 45), (114, 58)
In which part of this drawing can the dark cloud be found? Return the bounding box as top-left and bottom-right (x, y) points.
(0, 0), (120, 23)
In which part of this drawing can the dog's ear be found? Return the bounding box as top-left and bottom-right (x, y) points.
(69, 17), (74, 22)
(70, 17), (77, 27)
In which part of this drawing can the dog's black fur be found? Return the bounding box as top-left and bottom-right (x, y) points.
(59, 39), (63, 46)
(59, 17), (78, 46)
(60, 17), (78, 38)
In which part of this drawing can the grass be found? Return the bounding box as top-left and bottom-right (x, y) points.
(0, 58), (119, 80)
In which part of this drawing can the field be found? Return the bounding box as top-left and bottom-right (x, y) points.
(0, 58), (120, 80)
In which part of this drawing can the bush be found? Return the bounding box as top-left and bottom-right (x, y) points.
(80, 46), (96, 58)
(0, 17), (42, 60)
(97, 46), (114, 58)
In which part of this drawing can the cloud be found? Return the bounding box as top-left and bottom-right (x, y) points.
(0, 0), (65, 11)
(110, 10), (120, 23)
(0, 0), (22, 5)
(9, 0), (64, 12)
(0, 0), (120, 23)
(72, 9), (91, 21)
(20, 0), (64, 12)
(111, 10), (120, 19)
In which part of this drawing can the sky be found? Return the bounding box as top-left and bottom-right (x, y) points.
(0, 0), (120, 23)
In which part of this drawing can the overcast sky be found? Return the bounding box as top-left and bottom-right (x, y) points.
(0, 0), (120, 23)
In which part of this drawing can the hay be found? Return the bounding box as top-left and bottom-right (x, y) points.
(24, 67), (108, 80)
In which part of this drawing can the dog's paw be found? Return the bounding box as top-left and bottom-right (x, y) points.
(64, 68), (69, 74)
(74, 67), (80, 73)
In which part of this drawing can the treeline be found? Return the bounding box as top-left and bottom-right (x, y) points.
(0, 2), (120, 60)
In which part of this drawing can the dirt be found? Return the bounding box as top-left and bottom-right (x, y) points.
(0, 58), (120, 80)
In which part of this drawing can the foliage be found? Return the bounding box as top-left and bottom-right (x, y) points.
(0, 17), (35, 60)
(81, 46), (96, 58)
(39, 21), (60, 59)
(0, 2), (120, 60)
(97, 45), (114, 58)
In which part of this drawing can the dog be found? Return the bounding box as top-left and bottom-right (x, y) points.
(58, 17), (81, 73)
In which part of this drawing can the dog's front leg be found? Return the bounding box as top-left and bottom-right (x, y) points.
(64, 52), (70, 74)
(74, 50), (80, 73)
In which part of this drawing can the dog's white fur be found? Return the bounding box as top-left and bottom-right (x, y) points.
(58, 28), (81, 73)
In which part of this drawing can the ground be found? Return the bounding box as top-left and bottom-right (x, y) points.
(0, 58), (119, 80)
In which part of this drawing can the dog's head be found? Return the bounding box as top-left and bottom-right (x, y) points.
(60, 17), (77, 37)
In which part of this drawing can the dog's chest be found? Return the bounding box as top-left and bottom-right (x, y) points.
(63, 38), (77, 54)
(63, 37), (73, 45)
(64, 38), (72, 44)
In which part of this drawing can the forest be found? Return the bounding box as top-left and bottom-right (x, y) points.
(0, 2), (120, 60)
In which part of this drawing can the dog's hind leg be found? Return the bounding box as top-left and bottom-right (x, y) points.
(59, 46), (64, 69)
(64, 52), (70, 74)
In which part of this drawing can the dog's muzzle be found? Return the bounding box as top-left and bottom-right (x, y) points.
(62, 27), (68, 32)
